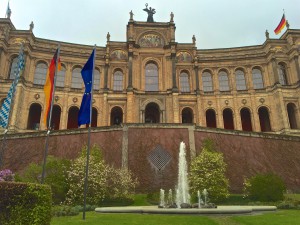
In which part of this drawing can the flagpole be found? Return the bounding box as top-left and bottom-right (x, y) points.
(83, 45), (96, 220)
(0, 43), (24, 168)
(41, 44), (60, 184)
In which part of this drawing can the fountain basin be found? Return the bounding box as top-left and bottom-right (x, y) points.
(95, 205), (277, 215)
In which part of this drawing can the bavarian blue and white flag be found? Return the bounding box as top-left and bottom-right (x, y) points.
(0, 45), (25, 128)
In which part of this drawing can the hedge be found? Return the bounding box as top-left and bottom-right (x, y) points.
(0, 182), (52, 225)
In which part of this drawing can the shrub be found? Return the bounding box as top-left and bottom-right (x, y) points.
(52, 205), (79, 217)
(20, 155), (70, 204)
(189, 138), (229, 202)
(0, 182), (52, 225)
(107, 168), (138, 200)
(65, 145), (138, 206)
(244, 173), (286, 202)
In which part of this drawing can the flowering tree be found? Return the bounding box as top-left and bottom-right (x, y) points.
(189, 139), (229, 202)
(0, 169), (14, 182)
(65, 145), (109, 205)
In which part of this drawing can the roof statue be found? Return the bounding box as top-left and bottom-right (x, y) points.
(29, 21), (34, 32)
(170, 12), (174, 22)
(143, 3), (156, 22)
(6, 2), (11, 19)
(129, 10), (134, 21)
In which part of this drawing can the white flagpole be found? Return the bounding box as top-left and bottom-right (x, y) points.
(83, 45), (96, 220)
(41, 45), (60, 184)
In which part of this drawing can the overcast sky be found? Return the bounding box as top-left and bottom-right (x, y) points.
(1, 0), (300, 49)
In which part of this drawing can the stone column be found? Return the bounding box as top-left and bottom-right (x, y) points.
(194, 65), (200, 94)
(171, 53), (178, 92)
(271, 58), (280, 84)
(172, 93), (179, 123)
(294, 55), (300, 82)
(104, 63), (109, 91)
(127, 52), (133, 90)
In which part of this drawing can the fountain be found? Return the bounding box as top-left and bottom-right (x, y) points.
(176, 141), (190, 208)
(95, 141), (277, 214)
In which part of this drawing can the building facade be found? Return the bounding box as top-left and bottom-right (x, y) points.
(0, 14), (299, 134)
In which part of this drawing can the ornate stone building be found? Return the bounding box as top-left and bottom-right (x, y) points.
(0, 13), (299, 134)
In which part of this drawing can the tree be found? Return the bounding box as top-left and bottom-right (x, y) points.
(189, 138), (229, 202)
(65, 145), (109, 205)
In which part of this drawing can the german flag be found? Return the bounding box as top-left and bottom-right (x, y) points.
(43, 49), (61, 127)
(274, 14), (287, 35)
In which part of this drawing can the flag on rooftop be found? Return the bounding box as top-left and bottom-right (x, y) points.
(0, 45), (25, 128)
(78, 49), (95, 127)
(43, 48), (61, 127)
(274, 14), (287, 35)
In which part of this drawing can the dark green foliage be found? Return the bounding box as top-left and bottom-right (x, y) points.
(0, 182), (52, 225)
(100, 197), (134, 207)
(20, 155), (70, 204)
(52, 205), (80, 217)
(244, 173), (286, 202)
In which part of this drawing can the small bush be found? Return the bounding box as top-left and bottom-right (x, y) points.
(146, 192), (160, 205)
(20, 155), (70, 204)
(0, 182), (52, 225)
(52, 205), (79, 217)
(244, 173), (286, 202)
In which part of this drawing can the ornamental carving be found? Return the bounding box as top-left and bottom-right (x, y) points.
(139, 34), (164, 47)
(111, 50), (127, 60)
(176, 51), (192, 63)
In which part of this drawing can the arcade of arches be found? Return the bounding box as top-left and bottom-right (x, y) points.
(20, 101), (299, 132)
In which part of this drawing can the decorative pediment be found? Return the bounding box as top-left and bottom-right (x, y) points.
(110, 50), (127, 60)
(176, 51), (192, 62)
(139, 33), (164, 47)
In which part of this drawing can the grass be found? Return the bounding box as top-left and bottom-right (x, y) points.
(51, 212), (218, 225)
(51, 210), (300, 225)
(51, 194), (300, 225)
(232, 210), (300, 225)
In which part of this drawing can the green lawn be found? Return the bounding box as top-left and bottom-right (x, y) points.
(51, 212), (217, 225)
(51, 210), (300, 225)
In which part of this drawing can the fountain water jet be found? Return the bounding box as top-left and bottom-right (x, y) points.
(176, 141), (190, 208)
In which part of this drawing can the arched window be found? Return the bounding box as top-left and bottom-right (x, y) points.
(202, 71), (213, 92)
(278, 63), (288, 85)
(27, 103), (42, 130)
(33, 62), (48, 85)
(145, 63), (158, 91)
(223, 108), (234, 130)
(51, 105), (61, 130)
(56, 64), (66, 87)
(110, 106), (123, 125)
(252, 68), (264, 89)
(67, 106), (79, 129)
(8, 57), (19, 79)
(94, 69), (100, 90)
(240, 108), (252, 131)
(180, 72), (190, 92)
(235, 69), (246, 90)
(145, 102), (160, 123)
(206, 109), (217, 128)
(71, 68), (82, 89)
(113, 70), (123, 91)
(258, 107), (271, 132)
(287, 103), (298, 129)
(182, 107), (193, 123)
(218, 71), (230, 91)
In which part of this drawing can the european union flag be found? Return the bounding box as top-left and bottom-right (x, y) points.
(78, 49), (95, 127)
